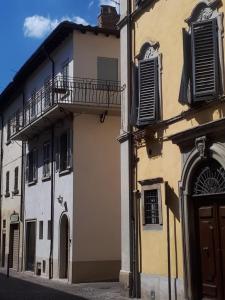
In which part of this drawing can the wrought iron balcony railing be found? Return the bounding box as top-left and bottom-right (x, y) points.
(9, 76), (123, 138)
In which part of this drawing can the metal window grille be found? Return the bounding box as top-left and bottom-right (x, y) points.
(144, 189), (159, 225)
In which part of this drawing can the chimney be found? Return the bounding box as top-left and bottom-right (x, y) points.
(98, 5), (120, 30)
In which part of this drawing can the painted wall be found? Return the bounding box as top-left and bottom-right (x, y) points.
(72, 113), (121, 281)
(120, 0), (225, 298)
(0, 94), (23, 269)
(73, 30), (120, 80)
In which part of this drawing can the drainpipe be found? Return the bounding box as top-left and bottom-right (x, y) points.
(20, 92), (25, 272)
(127, 0), (141, 297)
(49, 125), (55, 279)
(42, 47), (55, 280)
(0, 113), (4, 260)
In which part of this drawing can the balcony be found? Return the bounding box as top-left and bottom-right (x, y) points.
(9, 76), (124, 140)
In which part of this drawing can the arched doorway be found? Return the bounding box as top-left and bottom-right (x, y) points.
(59, 214), (69, 279)
(190, 159), (225, 299)
(180, 143), (225, 300)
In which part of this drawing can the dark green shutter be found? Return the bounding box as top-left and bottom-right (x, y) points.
(179, 28), (192, 105)
(192, 18), (219, 102)
(130, 64), (139, 126)
(137, 57), (159, 126)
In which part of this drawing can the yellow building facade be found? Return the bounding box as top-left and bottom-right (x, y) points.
(119, 0), (225, 299)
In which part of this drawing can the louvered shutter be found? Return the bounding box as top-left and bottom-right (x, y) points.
(25, 154), (29, 182)
(33, 149), (38, 181)
(192, 18), (219, 102)
(67, 128), (72, 168)
(179, 29), (192, 105)
(137, 57), (159, 126)
(130, 64), (139, 126)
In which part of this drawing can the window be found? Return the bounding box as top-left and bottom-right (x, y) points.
(44, 77), (51, 108)
(7, 119), (11, 142)
(62, 61), (69, 88)
(97, 57), (118, 83)
(144, 190), (160, 224)
(31, 89), (37, 118)
(43, 142), (50, 179)
(5, 171), (10, 197)
(47, 220), (51, 240)
(141, 182), (163, 229)
(57, 130), (72, 173)
(14, 167), (19, 194)
(135, 43), (161, 126)
(179, 8), (223, 105)
(39, 221), (43, 240)
(3, 220), (6, 229)
(26, 148), (38, 184)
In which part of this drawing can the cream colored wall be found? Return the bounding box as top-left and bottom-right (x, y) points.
(73, 31), (120, 80)
(73, 113), (121, 262)
(133, 0), (225, 280)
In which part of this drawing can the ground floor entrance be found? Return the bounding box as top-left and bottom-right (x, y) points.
(25, 221), (36, 272)
(190, 160), (225, 300)
(8, 223), (19, 270)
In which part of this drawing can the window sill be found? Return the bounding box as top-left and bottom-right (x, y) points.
(143, 224), (163, 231)
(59, 168), (72, 177)
(42, 175), (51, 182)
(28, 180), (37, 186)
(5, 192), (10, 198)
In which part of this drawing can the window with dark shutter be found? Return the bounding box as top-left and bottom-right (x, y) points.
(191, 18), (219, 102)
(5, 171), (10, 197)
(27, 148), (38, 184)
(43, 142), (50, 178)
(14, 167), (19, 194)
(137, 57), (159, 126)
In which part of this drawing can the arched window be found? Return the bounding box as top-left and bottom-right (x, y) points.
(192, 159), (225, 196)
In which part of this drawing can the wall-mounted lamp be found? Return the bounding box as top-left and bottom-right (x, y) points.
(57, 195), (63, 204)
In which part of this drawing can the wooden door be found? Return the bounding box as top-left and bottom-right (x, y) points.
(1, 233), (6, 267)
(26, 221), (36, 271)
(195, 198), (225, 300)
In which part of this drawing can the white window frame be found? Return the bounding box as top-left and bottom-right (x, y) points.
(141, 183), (163, 230)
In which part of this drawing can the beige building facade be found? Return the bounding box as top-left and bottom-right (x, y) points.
(119, 0), (225, 299)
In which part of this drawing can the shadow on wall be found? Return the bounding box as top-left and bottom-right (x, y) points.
(165, 183), (180, 222)
(145, 128), (165, 158)
(185, 102), (225, 126)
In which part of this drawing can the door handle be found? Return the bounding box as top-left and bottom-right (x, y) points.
(203, 247), (209, 256)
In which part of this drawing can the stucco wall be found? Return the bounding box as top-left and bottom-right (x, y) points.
(73, 113), (121, 263)
(73, 31), (120, 80)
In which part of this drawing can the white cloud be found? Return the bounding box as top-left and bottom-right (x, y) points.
(99, 0), (119, 11)
(23, 15), (89, 39)
(73, 16), (89, 26)
(88, 0), (94, 8)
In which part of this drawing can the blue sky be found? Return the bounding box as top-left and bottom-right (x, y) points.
(0, 0), (118, 93)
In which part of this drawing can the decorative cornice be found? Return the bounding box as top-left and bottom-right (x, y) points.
(169, 117), (225, 147)
(139, 177), (163, 186)
(185, 0), (221, 25)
